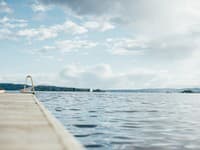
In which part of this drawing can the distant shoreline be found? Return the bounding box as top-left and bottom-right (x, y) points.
(0, 83), (90, 92)
(0, 83), (200, 93)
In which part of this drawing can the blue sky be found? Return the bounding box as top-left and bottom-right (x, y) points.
(1, 0), (200, 89)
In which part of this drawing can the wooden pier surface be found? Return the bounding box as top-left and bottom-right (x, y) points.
(0, 93), (84, 150)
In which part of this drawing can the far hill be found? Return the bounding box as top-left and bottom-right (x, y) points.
(107, 88), (200, 93)
(1, 83), (200, 93)
(0, 83), (90, 92)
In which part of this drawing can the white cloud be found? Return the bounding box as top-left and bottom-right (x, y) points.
(0, 28), (15, 40)
(59, 62), (200, 89)
(63, 21), (88, 34)
(106, 37), (148, 55)
(37, 0), (200, 63)
(2, 62), (200, 89)
(0, 0), (12, 13)
(38, 0), (200, 34)
(59, 64), (167, 89)
(56, 40), (97, 52)
(0, 16), (27, 40)
(35, 39), (97, 53)
(17, 27), (58, 40)
(105, 30), (200, 63)
(166, 49), (200, 87)
(38, 0), (200, 41)
(31, 1), (51, 12)
(0, 18), (88, 41)
(84, 21), (115, 32)
(0, 16), (28, 28)
(32, 46), (56, 55)
(17, 20), (88, 40)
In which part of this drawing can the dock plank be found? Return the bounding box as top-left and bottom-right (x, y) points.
(0, 93), (84, 150)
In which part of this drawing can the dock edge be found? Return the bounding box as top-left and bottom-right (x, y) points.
(33, 94), (85, 150)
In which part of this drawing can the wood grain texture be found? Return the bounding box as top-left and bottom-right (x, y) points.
(0, 93), (84, 150)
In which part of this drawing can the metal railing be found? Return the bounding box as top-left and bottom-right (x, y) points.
(21, 75), (35, 94)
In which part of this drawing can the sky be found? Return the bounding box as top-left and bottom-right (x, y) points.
(1, 0), (200, 89)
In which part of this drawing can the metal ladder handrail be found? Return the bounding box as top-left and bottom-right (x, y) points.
(23, 75), (35, 94)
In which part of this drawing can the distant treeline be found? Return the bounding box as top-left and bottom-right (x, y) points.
(107, 88), (200, 93)
(0, 83), (24, 90)
(1, 83), (200, 93)
(0, 83), (90, 92)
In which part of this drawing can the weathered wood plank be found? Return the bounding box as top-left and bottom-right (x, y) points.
(0, 93), (84, 150)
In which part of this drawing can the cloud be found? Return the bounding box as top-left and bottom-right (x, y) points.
(105, 29), (200, 63)
(56, 40), (97, 52)
(169, 49), (200, 87)
(17, 20), (88, 40)
(38, 0), (119, 19)
(59, 64), (167, 89)
(37, 0), (200, 63)
(38, 0), (200, 37)
(0, 19), (89, 41)
(17, 27), (58, 40)
(0, 16), (28, 28)
(59, 62), (200, 89)
(106, 37), (148, 55)
(35, 39), (97, 53)
(34, 46), (55, 53)
(31, 1), (51, 12)
(2, 63), (200, 89)
(0, 0), (12, 13)
(83, 21), (115, 32)
(63, 21), (88, 34)
(0, 16), (27, 40)
(0, 28), (15, 40)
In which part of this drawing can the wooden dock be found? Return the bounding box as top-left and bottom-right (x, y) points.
(0, 93), (84, 150)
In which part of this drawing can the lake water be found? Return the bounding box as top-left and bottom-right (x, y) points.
(36, 92), (200, 150)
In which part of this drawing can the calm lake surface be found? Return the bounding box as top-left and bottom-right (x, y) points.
(36, 92), (200, 150)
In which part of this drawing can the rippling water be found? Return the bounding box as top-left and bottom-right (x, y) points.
(36, 92), (200, 150)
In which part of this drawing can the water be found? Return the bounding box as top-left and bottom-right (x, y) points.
(36, 92), (200, 150)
